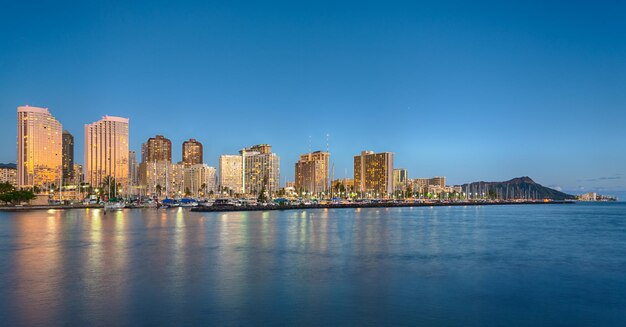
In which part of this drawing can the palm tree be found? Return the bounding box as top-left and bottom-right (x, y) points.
(101, 176), (117, 198)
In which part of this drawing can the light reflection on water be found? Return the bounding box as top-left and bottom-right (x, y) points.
(0, 204), (625, 326)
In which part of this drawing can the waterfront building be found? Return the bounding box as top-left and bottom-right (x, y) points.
(393, 168), (408, 192)
(182, 139), (203, 166)
(141, 135), (172, 163)
(295, 151), (330, 195)
(184, 164), (217, 197)
(0, 165), (17, 186)
(84, 115), (129, 188)
(353, 151), (394, 197)
(219, 155), (243, 194)
(128, 150), (138, 186)
(240, 144), (280, 196)
(16, 106), (63, 190)
(138, 161), (185, 197)
(62, 130), (74, 184)
(285, 181), (296, 188)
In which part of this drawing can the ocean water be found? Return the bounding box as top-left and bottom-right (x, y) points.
(0, 203), (625, 326)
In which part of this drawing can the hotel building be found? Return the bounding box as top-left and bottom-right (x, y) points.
(354, 151), (394, 197)
(241, 144), (280, 195)
(84, 115), (129, 187)
(295, 151), (330, 195)
(182, 139), (203, 166)
(16, 105), (63, 189)
(219, 155), (243, 194)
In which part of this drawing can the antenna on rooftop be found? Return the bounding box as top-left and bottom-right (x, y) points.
(326, 133), (330, 153)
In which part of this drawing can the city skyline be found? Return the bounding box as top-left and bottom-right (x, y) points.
(1, 2), (625, 197)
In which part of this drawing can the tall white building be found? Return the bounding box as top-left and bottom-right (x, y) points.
(16, 105), (63, 190)
(241, 144), (280, 195)
(219, 154), (243, 194)
(84, 115), (129, 188)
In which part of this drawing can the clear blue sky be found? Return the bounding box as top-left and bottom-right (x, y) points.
(1, 0), (625, 197)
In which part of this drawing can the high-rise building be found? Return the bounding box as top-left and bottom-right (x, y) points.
(393, 168), (408, 192)
(62, 130), (74, 184)
(182, 139), (203, 165)
(141, 135), (172, 163)
(84, 115), (129, 188)
(16, 105), (63, 189)
(295, 151), (330, 195)
(184, 164), (217, 197)
(128, 150), (138, 186)
(240, 144), (280, 195)
(354, 151), (394, 197)
(219, 155), (243, 194)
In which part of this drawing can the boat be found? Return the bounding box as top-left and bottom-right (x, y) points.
(104, 199), (125, 211)
(160, 198), (178, 208)
(179, 198), (198, 207)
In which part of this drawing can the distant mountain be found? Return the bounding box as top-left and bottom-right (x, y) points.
(461, 176), (575, 200)
(0, 163), (16, 169)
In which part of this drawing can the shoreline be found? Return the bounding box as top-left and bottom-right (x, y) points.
(0, 200), (576, 212)
(190, 200), (575, 213)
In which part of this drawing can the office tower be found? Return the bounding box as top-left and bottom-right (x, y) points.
(353, 151), (394, 197)
(393, 168), (408, 192)
(219, 154), (243, 194)
(16, 105), (63, 189)
(295, 151), (330, 195)
(84, 115), (129, 188)
(128, 150), (138, 186)
(182, 139), (203, 165)
(141, 135), (172, 163)
(184, 164), (217, 198)
(240, 144), (280, 195)
(62, 130), (74, 184)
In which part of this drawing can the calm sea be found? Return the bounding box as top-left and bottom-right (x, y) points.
(0, 203), (625, 326)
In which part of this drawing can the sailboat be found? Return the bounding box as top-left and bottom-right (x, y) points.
(104, 176), (125, 210)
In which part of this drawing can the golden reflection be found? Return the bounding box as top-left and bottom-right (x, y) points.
(13, 211), (62, 325)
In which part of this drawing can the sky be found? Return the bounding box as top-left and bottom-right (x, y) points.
(1, 0), (625, 197)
